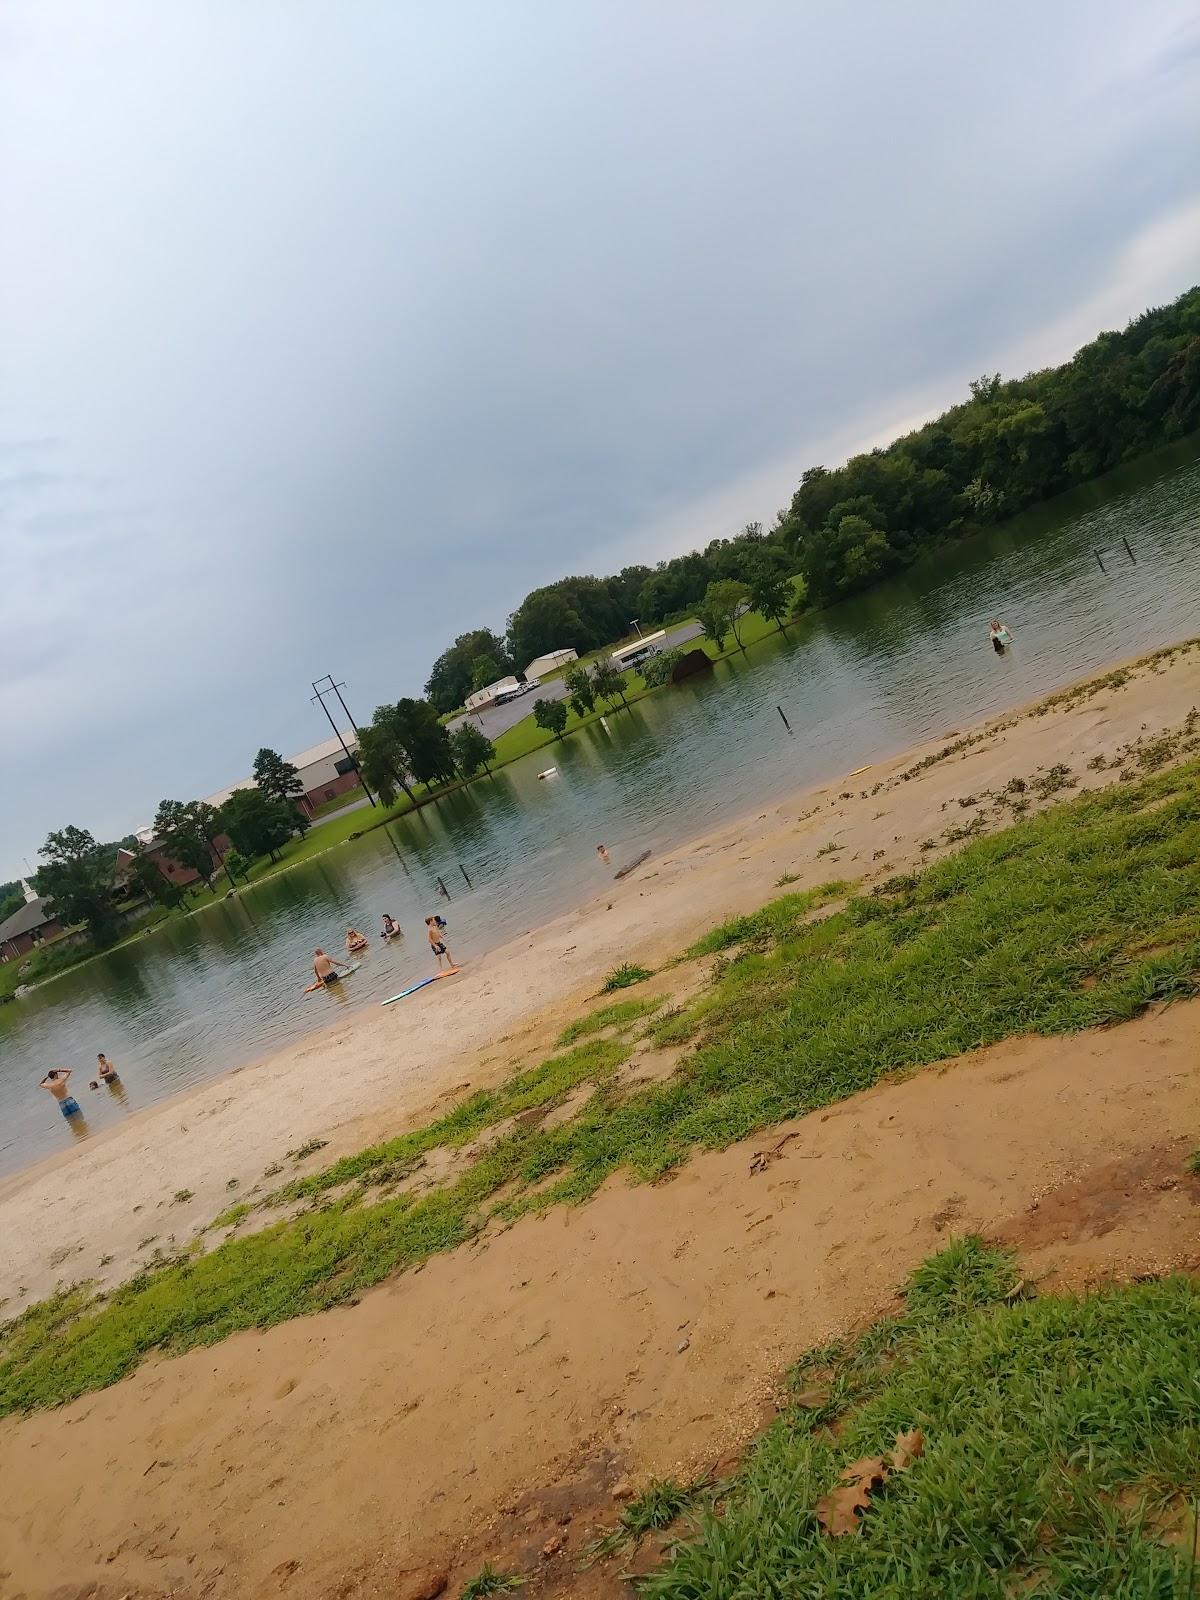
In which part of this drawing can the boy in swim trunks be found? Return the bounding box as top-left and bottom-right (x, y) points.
(40, 1067), (82, 1119)
(425, 917), (455, 970)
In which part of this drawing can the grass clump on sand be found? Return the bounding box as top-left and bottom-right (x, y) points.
(602, 961), (653, 992)
(591, 1478), (714, 1558)
(643, 1240), (1200, 1597)
(5, 759), (1200, 1416)
(556, 996), (662, 1046)
(460, 1563), (523, 1596)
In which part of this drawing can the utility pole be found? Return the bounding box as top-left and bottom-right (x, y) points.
(311, 674), (377, 807)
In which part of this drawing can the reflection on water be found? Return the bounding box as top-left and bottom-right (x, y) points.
(2, 437), (1199, 1174)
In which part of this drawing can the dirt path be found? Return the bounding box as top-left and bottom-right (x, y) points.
(4, 638), (1200, 1316)
(4, 999), (1199, 1600)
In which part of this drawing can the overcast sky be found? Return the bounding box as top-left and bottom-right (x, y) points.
(2, 1), (1199, 880)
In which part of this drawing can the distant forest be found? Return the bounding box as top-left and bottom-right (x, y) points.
(425, 287), (1200, 711)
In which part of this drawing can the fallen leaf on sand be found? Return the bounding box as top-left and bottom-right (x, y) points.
(838, 1455), (890, 1489)
(889, 1428), (925, 1471)
(815, 1482), (872, 1536)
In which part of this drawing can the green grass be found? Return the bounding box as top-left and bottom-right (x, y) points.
(602, 961), (653, 992)
(5, 757), (1200, 1416)
(556, 996), (662, 1046)
(460, 1564), (523, 1597)
(642, 1240), (1200, 1597)
(591, 1478), (713, 1558)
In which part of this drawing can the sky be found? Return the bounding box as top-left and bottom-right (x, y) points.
(2, 1), (1199, 881)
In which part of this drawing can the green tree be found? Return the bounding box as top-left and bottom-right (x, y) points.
(37, 826), (121, 947)
(355, 720), (414, 809)
(707, 578), (752, 650)
(126, 850), (186, 911)
(590, 658), (629, 710)
(533, 697), (568, 740)
(252, 747), (304, 808)
(222, 849), (250, 883)
(470, 655), (502, 693)
(639, 646), (684, 687)
(392, 698), (457, 786)
(153, 799), (223, 890)
(747, 563), (796, 633)
(564, 664), (596, 718)
(450, 721), (496, 778)
(424, 628), (512, 714)
(219, 788), (296, 863)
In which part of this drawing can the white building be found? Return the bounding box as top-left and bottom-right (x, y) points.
(523, 648), (577, 679)
(466, 675), (519, 713)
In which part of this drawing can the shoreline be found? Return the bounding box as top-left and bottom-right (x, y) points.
(3, 632), (1200, 1312)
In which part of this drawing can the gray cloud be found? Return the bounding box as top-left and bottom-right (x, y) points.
(2, 0), (1199, 876)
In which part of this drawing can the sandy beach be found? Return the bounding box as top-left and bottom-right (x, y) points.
(3, 637), (1200, 1314)
(3, 637), (1200, 1600)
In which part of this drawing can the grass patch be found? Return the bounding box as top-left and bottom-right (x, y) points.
(556, 996), (662, 1046)
(684, 882), (847, 957)
(6, 760), (1200, 1415)
(591, 1478), (713, 1558)
(460, 1564), (523, 1597)
(602, 962), (653, 992)
(643, 1241), (1200, 1597)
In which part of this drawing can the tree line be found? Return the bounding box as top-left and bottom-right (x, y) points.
(423, 286), (1200, 711)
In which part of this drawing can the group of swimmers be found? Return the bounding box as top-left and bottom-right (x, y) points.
(310, 914), (455, 988)
(40, 1053), (122, 1121)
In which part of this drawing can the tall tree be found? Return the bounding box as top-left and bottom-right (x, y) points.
(533, 697), (568, 741)
(391, 698), (457, 786)
(220, 788), (296, 863)
(424, 628), (512, 714)
(705, 578), (752, 651)
(37, 826), (121, 947)
(153, 799), (223, 890)
(470, 655), (503, 692)
(252, 747), (304, 809)
(355, 718), (415, 809)
(450, 721), (496, 779)
(747, 563), (796, 634)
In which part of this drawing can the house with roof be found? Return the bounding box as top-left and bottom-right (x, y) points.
(0, 890), (69, 964)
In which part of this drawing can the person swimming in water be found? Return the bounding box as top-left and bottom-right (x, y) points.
(989, 618), (1012, 653)
(381, 913), (400, 938)
(346, 927), (369, 953)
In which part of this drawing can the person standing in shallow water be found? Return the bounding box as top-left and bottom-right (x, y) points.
(40, 1067), (82, 1121)
(425, 916), (455, 970)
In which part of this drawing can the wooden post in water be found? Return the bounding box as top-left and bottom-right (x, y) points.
(437, 875), (450, 898)
(459, 863), (472, 887)
(777, 705), (792, 733)
(1094, 550), (1107, 574)
(1122, 537), (1137, 564)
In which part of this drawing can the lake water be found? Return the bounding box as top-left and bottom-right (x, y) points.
(3, 437), (1199, 1175)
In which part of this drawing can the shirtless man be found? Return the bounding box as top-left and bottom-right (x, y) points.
(40, 1067), (82, 1120)
(425, 916), (455, 971)
(313, 948), (352, 986)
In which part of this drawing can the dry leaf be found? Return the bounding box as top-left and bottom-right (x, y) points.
(815, 1482), (872, 1536)
(838, 1455), (890, 1489)
(889, 1428), (925, 1471)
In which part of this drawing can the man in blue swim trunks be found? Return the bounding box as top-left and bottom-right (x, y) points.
(40, 1067), (82, 1119)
